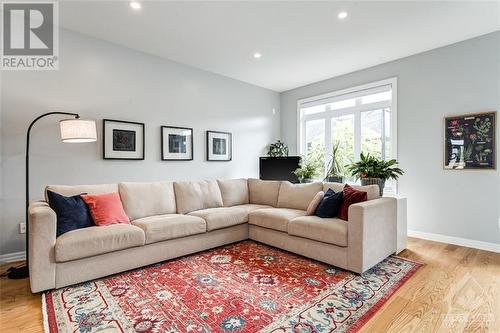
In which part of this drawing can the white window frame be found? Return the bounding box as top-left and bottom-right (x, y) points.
(296, 77), (398, 193)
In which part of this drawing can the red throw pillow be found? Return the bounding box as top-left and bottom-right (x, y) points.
(338, 184), (368, 221)
(81, 192), (130, 226)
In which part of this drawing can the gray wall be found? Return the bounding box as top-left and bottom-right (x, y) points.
(281, 32), (500, 244)
(0, 29), (280, 254)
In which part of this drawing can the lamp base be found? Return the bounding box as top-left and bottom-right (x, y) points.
(7, 265), (29, 279)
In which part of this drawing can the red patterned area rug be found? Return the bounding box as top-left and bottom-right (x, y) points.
(43, 241), (421, 333)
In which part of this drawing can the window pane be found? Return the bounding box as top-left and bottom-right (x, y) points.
(328, 98), (356, 110)
(384, 108), (391, 160)
(305, 119), (325, 174)
(300, 82), (396, 192)
(331, 114), (355, 176)
(302, 104), (326, 115)
(361, 90), (391, 104)
(361, 109), (383, 159)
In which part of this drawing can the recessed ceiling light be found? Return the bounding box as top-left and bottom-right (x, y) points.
(337, 11), (348, 19)
(253, 52), (262, 59)
(130, 1), (141, 10)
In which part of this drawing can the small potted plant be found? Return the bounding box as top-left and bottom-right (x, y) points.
(347, 153), (404, 196)
(293, 158), (318, 183)
(324, 141), (344, 183)
(267, 140), (289, 157)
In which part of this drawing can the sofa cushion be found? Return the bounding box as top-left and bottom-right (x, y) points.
(217, 179), (249, 207)
(338, 184), (368, 221)
(306, 191), (324, 215)
(315, 189), (343, 218)
(119, 182), (176, 220)
(174, 180), (224, 214)
(46, 190), (94, 237)
(323, 182), (379, 201)
(45, 183), (118, 201)
(248, 179), (281, 207)
(55, 224), (145, 262)
(189, 207), (249, 231)
(278, 181), (323, 210)
(231, 204), (271, 213)
(81, 192), (130, 226)
(288, 215), (348, 247)
(132, 214), (206, 244)
(248, 208), (307, 232)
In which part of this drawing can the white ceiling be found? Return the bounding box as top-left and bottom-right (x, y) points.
(59, 1), (500, 92)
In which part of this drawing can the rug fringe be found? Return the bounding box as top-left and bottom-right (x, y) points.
(41, 293), (50, 333)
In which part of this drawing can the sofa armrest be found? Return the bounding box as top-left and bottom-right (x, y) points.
(347, 197), (397, 273)
(28, 201), (57, 292)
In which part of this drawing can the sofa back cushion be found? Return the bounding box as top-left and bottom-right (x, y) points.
(277, 181), (323, 210)
(248, 179), (281, 207)
(174, 180), (223, 214)
(119, 182), (176, 220)
(323, 182), (380, 201)
(45, 183), (118, 201)
(217, 179), (249, 207)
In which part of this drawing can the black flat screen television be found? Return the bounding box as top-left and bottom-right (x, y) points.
(259, 156), (301, 183)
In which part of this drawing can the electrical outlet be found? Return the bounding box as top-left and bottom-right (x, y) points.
(19, 222), (26, 234)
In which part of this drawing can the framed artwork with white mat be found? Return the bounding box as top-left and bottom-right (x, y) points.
(161, 126), (193, 161)
(103, 119), (145, 160)
(206, 130), (232, 161)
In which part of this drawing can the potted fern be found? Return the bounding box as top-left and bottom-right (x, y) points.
(324, 141), (344, 183)
(347, 153), (404, 195)
(293, 158), (319, 183)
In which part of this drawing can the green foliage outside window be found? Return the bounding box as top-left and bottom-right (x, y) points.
(305, 121), (384, 179)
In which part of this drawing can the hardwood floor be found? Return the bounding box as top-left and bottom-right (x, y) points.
(1, 237), (499, 332)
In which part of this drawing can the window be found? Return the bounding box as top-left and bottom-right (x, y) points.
(298, 78), (398, 192)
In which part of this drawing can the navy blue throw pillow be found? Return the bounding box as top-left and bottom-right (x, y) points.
(47, 190), (94, 237)
(315, 188), (344, 218)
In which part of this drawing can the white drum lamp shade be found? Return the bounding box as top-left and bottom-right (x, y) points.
(59, 119), (97, 143)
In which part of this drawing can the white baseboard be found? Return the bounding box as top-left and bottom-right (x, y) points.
(408, 230), (500, 253)
(0, 251), (26, 264)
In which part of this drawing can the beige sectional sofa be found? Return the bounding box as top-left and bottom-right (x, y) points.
(28, 179), (397, 293)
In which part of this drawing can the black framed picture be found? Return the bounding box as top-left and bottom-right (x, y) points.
(444, 111), (496, 170)
(207, 130), (232, 161)
(103, 119), (145, 160)
(161, 126), (193, 161)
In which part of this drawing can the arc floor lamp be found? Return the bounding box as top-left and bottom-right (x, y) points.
(8, 112), (97, 279)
